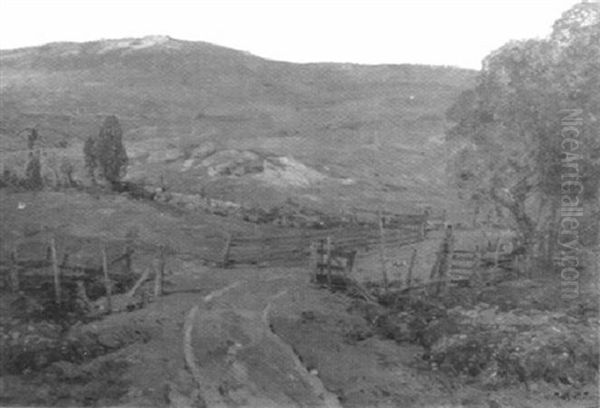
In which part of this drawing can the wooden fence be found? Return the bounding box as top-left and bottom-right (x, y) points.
(0, 235), (168, 313)
(222, 216), (426, 267)
(349, 207), (427, 226)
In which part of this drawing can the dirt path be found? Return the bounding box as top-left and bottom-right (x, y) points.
(161, 268), (451, 408)
(179, 276), (340, 408)
(88, 265), (448, 408)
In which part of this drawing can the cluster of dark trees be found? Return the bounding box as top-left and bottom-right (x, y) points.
(4, 116), (128, 190)
(446, 2), (599, 271)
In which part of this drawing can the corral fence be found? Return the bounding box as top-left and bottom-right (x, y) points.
(0, 234), (168, 314)
(222, 211), (427, 267)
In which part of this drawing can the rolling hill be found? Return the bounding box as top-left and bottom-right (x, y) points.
(0, 35), (476, 214)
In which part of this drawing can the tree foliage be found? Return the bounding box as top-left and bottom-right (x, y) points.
(446, 2), (600, 258)
(23, 128), (43, 190)
(24, 151), (43, 190)
(84, 116), (128, 185)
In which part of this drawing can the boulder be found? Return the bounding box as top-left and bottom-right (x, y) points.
(147, 149), (182, 164)
(189, 142), (217, 159)
(202, 150), (263, 177)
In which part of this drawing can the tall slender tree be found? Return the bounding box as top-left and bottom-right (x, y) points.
(24, 128), (43, 190)
(84, 115), (128, 186)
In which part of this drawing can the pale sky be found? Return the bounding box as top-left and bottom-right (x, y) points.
(0, 0), (582, 69)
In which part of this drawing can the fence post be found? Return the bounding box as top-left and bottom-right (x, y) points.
(50, 238), (61, 304)
(429, 244), (443, 281)
(326, 237), (333, 290)
(419, 217), (426, 240)
(406, 247), (417, 292)
(472, 245), (483, 285)
(430, 225), (453, 296)
(319, 239), (325, 283)
(101, 245), (112, 314)
(221, 233), (232, 268)
(76, 280), (92, 309)
(309, 241), (317, 283)
(494, 238), (501, 268)
(124, 245), (132, 274)
(254, 224), (262, 265)
(442, 227), (454, 296)
(378, 211), (389, 294)
(9, 251), (20, 293)
(154, 245), (165, 297)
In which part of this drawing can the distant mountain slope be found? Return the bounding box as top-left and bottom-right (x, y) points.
(0, 36), (476, 213)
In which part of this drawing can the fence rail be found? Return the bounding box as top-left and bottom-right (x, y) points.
(0, 236), (170, 313)
(224, 215), (426, 267)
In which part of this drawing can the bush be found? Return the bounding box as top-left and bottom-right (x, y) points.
(428, 306), (599, 388)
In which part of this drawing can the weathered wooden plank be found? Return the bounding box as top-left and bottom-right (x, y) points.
(101, 245), (112, 314)
(50, 238), (61, 304)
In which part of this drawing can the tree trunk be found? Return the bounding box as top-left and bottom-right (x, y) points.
(491, 187), (536, 275)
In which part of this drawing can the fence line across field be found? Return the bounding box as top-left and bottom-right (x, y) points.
(1, 210), (429, 305)
(224, 214), (427, 267)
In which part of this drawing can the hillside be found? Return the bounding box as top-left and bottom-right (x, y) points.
(0, 35), (475, 213)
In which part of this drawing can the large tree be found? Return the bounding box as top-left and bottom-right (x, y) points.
(84, 115), (128, 186)
(446, 2), (599, 270)
(24, 128), (43, 190)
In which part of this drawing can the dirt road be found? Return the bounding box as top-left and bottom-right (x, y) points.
(183, 277), (341, 408)
(145, 266), (451, 408)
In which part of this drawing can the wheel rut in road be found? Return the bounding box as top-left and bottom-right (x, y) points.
(183, 277), (342, 408)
